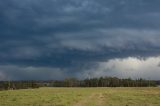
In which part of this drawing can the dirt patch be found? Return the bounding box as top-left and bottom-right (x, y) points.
(75, 93), (106, 106)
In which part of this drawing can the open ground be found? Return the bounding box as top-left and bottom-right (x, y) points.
(0, 87), (160, 106)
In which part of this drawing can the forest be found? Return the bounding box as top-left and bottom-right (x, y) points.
(0, 77), (158, 90)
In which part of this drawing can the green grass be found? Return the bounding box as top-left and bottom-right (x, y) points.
(0, 87), (160, 106)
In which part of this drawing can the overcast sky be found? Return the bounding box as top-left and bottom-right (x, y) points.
(0, 0), (160, 80)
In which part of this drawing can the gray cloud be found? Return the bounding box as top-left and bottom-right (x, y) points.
(0, 0), (160, 80)
(0, 65), (68, 80)
(81, 56), (160, 80)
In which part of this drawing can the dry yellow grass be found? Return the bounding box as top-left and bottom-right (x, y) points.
(0, 87), (160, 106)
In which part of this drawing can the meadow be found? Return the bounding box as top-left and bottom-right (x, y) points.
(0, 87), (160, 106)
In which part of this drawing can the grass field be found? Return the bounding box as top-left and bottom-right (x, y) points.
(0, 87), (160, 106)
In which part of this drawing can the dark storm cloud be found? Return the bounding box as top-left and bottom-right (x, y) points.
(0, 0), (160, 80)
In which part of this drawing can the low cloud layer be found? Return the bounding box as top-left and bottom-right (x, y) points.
(0, 65), (67, 80)
(0, 0), (160, 80)
(0, 56), (160, 80)
(82, 57), (160, 80)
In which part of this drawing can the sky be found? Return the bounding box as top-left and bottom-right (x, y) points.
(0, 0), (160, 80)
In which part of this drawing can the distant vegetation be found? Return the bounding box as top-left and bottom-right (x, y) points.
(0, 81), (39, 90)
(0, 77), (158, 90)
(42, 77), (157, 87)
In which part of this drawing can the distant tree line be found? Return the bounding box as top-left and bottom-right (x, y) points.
(48, 77), (157, 87)
(0, 77), (158, 90)
(0, 81), (39, 90)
